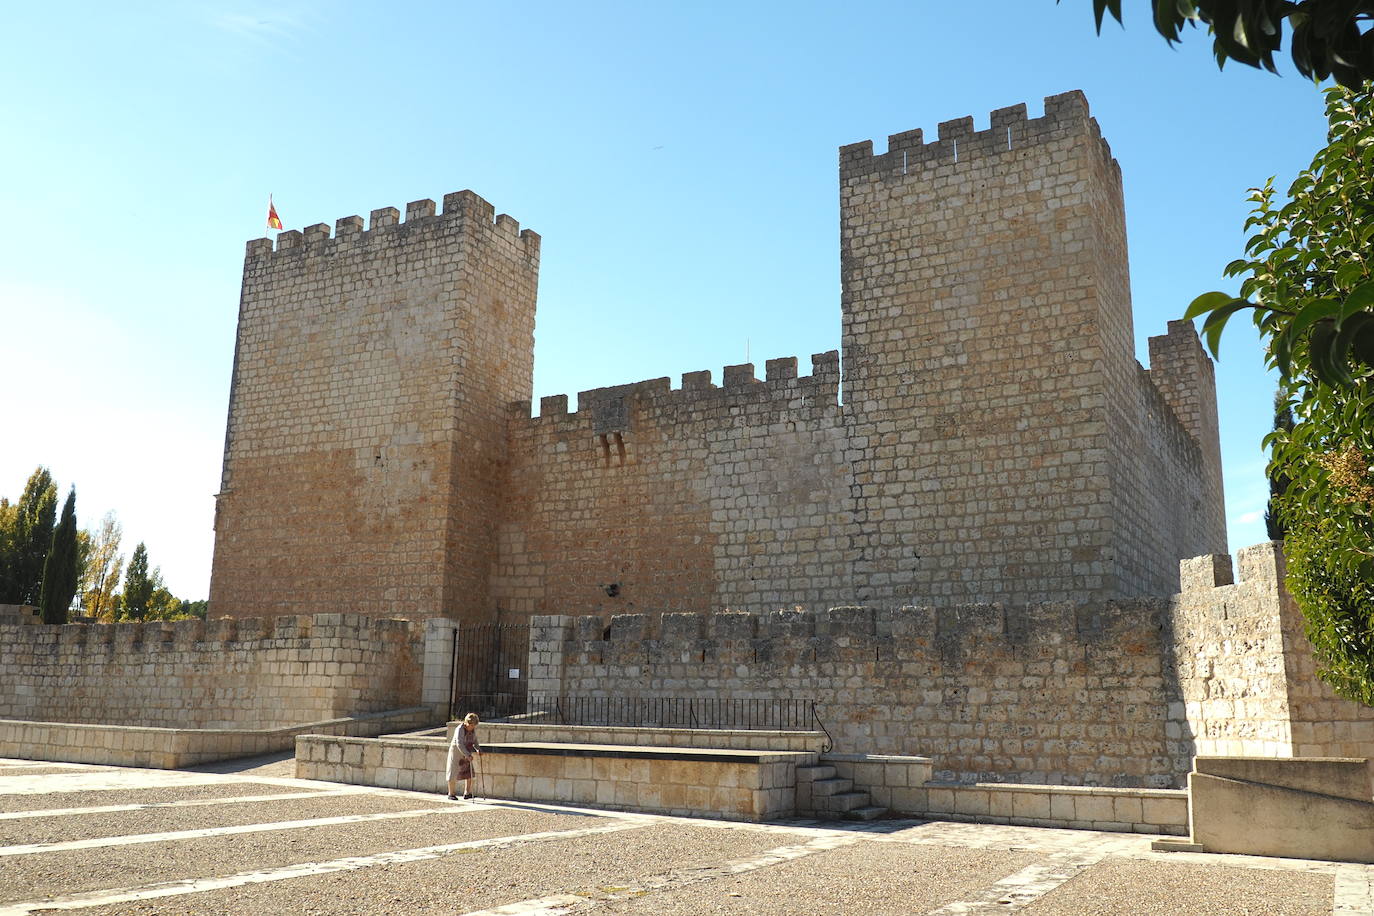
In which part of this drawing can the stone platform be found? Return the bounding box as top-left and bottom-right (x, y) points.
(296, 734), (815, 821)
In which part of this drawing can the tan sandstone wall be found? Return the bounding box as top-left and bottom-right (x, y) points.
(210, 192), (539, 623)
(837, 91), (1224, 608)
(0, 613), (423, 729)
(209, 94), (1226, 624)
(536, 602), (1181, 788)
(493, 353), (854, 617)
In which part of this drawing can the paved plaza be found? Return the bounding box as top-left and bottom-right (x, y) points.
(0, 755), (1368, 915)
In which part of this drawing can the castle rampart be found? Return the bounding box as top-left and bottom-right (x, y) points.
(211, 92), (1227, 624)
(0, 613), (422, 730)
(518, 542), (1374, 787)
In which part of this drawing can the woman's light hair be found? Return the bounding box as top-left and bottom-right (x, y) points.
(463, 712), (480, 725)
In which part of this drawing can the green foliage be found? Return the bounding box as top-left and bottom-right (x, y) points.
(1073, 1), (1374, 89)
(122, 542), (152, 621)
(1186, 85), (1374, 386)
(1191, 85), (1374, 702)
(1269, 388), (1374, 702)
(0, 467), (58, 606)
(38, 488), (78, 625)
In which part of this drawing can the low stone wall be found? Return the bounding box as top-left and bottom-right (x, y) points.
(2, 707), (432, 769)
(910, 783), (1188, 835)
(1180, 756), (1374, 861)
(463, 722), (825, 754)
(295, 734), (814, 821)
(0, 613), (425, 730)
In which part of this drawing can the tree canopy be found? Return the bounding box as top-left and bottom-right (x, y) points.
(1188, 85), (1374, 702)
(1075, 1), (1374, 89)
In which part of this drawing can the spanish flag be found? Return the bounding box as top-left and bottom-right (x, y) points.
(267, 195), (282, 231)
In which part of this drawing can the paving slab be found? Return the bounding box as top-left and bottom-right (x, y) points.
(66, 823), (789, 915)
(0, 782), (306, 815)
(1022, 856), (1333, 915)
(0, 792), (433, 847)
(0, 806), (598, 904)
(584, 839), (1042, 914)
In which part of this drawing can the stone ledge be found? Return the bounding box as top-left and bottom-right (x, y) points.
(0, 707), (434, 769)
(487, 742), (814, 764)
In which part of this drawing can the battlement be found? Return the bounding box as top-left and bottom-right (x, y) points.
(515, 350), (841, 430)
(1178, 542), (1285, 594)
(564, 597), (1163, 649)
(6, 612), (420, 650)
(243, 189), (540, 261)
(839, 90), (1116, 182)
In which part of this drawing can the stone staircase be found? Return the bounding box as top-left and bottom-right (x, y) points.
(798, 763), (887, 821)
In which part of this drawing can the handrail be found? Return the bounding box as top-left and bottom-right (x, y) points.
(811, 702), (834, 753)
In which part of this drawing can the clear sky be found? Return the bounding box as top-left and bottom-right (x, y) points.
(0, 2), (1327, 600)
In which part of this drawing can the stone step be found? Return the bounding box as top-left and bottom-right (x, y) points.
(824, 791), (871, 812)
(809, 777), (854, 797)
(796, 764), (837, 781)
(847, 805), (888, 821)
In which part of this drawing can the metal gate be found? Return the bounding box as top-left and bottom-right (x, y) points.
(448, 623), (530, 721)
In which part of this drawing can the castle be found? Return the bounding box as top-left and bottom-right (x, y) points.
(11, 93), (1374, 807)
(208, 90), (1227, 624)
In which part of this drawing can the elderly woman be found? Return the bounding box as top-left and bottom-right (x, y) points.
(446, 712), (482, 800)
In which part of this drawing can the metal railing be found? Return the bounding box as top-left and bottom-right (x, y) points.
(450, 693), (830, 747)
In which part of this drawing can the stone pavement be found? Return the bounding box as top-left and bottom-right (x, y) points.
(0, 755), (1365, 915)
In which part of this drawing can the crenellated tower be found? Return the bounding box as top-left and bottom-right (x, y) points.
(838, 91), (1225, 605)
(209, 191), (540, 623)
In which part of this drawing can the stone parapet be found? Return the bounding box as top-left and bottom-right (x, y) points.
(0, 613), (424, 730)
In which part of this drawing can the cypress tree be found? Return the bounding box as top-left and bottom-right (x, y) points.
(1264, 390), (1295, 541)
(123, 542), (152, 621)
(39, 488), (78, 625)
(1, 468), (57, 605)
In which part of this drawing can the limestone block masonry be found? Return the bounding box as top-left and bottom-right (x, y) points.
(527, 542), (1374, 788)
(210, 90), (1226, 622)
(0, 613), (423, 729)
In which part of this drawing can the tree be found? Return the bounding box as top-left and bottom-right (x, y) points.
(1264, 390), (1295, 540)
(81, 511), (124, 621)
(1072, 1), (1374, 89)
(0, 467), (58, 606)
(0, 499), (15, 603)
(38, 488), (78, 625)
(1188, 85), (1374, 702)
(122, 542), (152, 621)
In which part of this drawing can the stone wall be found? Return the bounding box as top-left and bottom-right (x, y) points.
(209, 93), (1227, 625)
(210, 192), (540, 623)
(494, 353), (853, 617)
(1168, 541), (1374, 760)
(529, 542), (1374, 788)
(532, 599), (1182, 787)
(838, 90), (1225, 608)
(0, 613), (424, 729)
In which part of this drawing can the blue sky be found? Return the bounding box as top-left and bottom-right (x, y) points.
(0, 2), (1327, 599)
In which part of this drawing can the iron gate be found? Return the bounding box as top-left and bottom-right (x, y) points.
(448, 623), (530, 721)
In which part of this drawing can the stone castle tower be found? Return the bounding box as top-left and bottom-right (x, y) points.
(210, 91), (1226, 622)
(210, 194), (540, 622)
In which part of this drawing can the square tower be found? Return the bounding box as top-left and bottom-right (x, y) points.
(209, 192), (540, 623)
(838, 92), (1226, 605)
